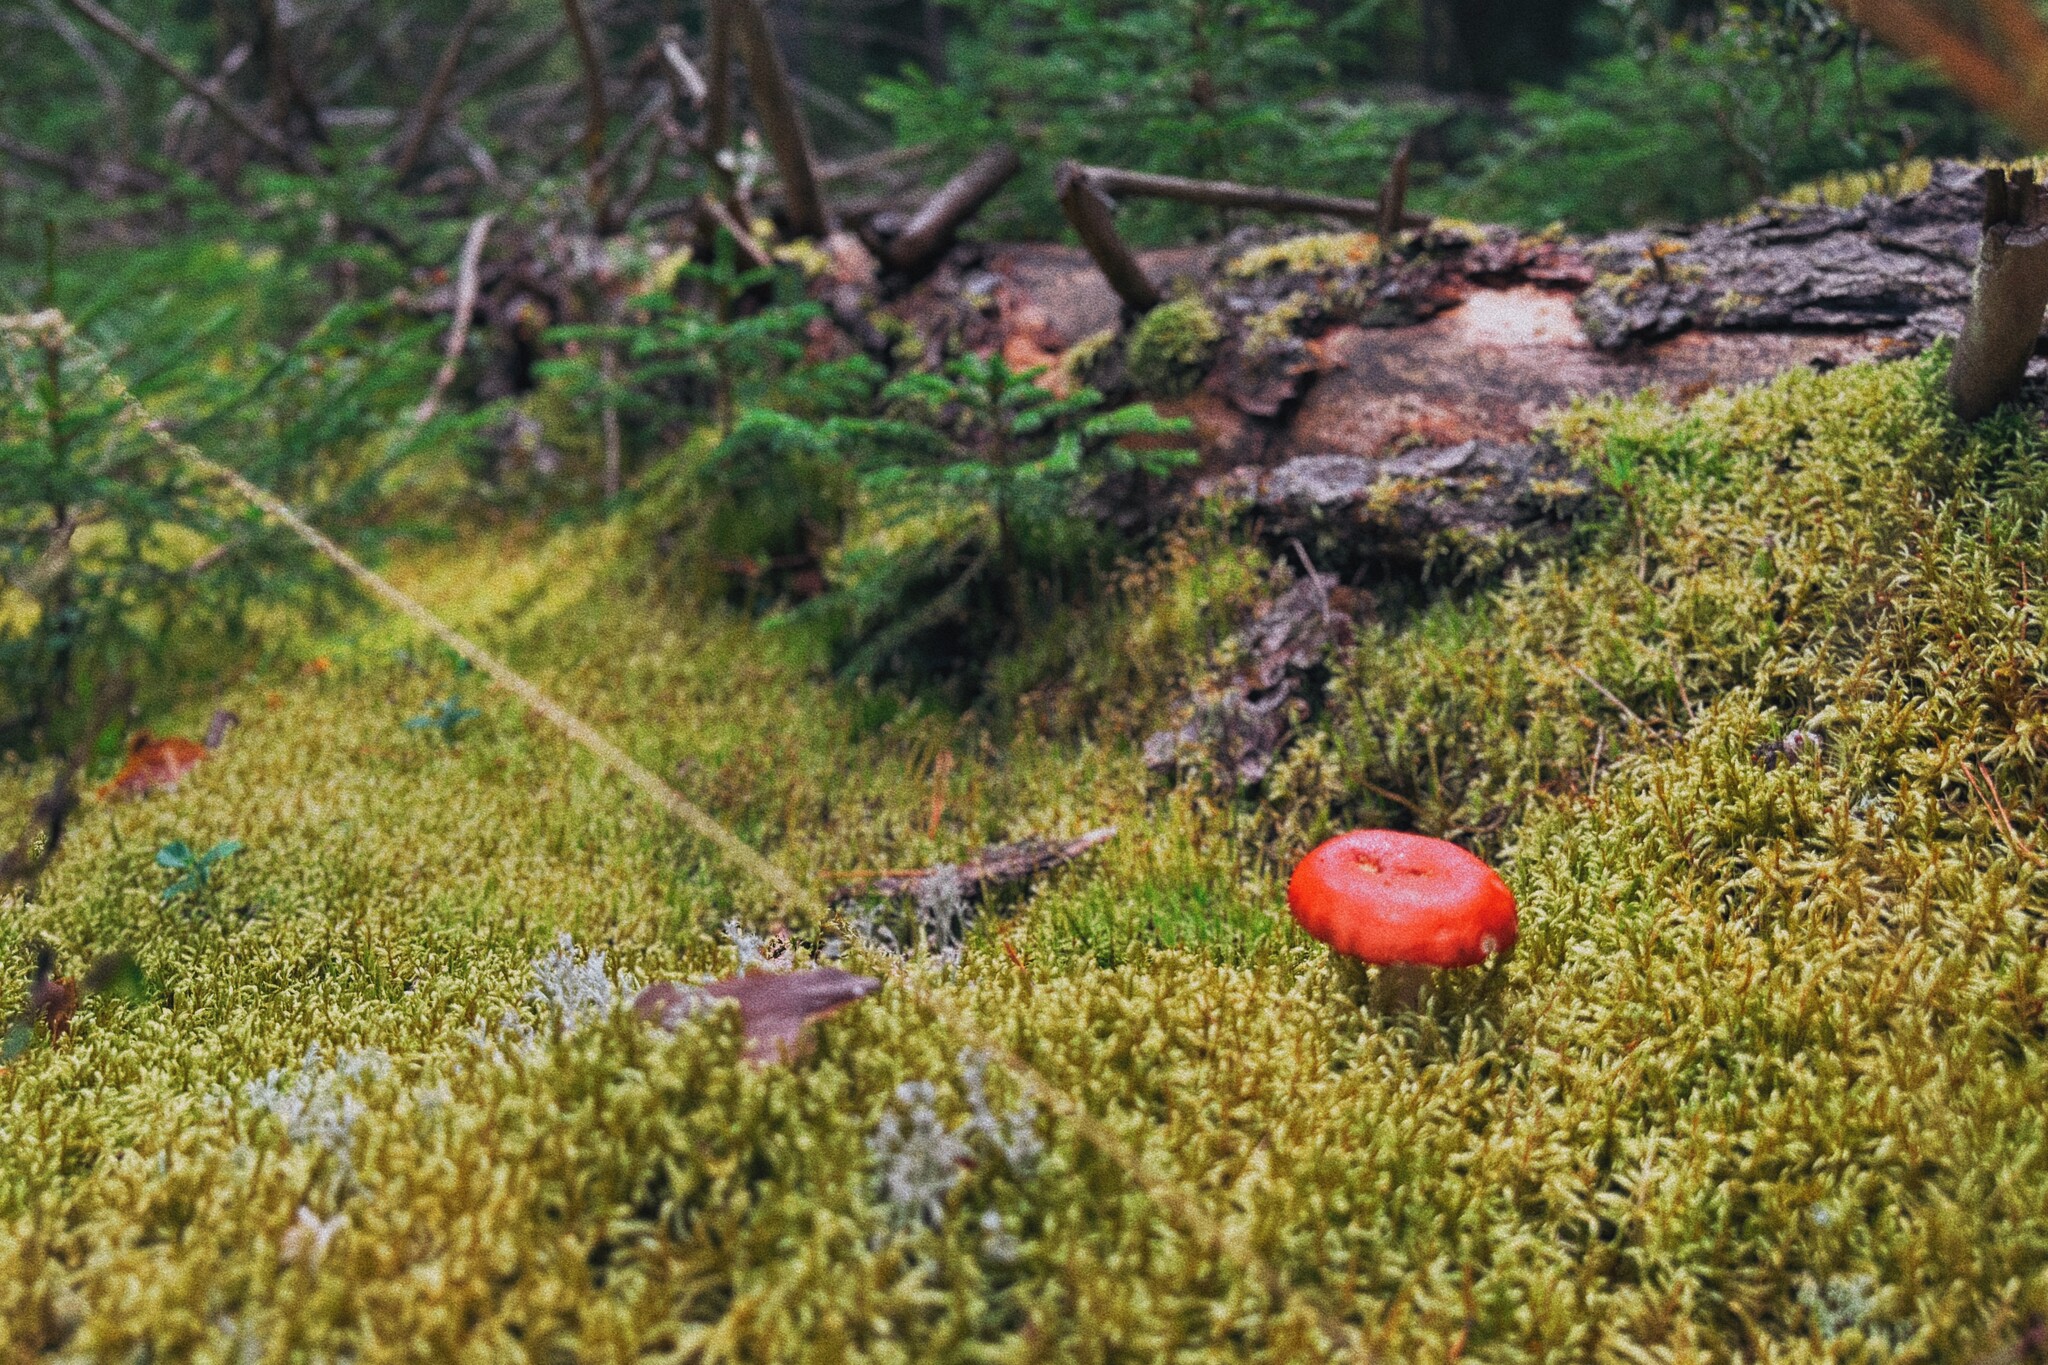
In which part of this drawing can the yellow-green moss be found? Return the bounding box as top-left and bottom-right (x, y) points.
(5, 352), (2048, 1361)
(1124, 296), (1223, 396)
(1226, 231), (1379, 278)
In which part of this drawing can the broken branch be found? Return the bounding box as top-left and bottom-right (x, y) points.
(727, 0), (829, 237)
(1948, 167), (2048, 421)
(1055, 161), (1161, 312)
(881, 143), (1020, 275)
(1377, 137), (1413, 240)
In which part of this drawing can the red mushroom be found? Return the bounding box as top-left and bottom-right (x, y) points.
(1287, 829), (1517, 1006)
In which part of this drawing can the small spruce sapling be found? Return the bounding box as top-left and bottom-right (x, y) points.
(403, 696), (480, 742)
(157, 838), (243, 904)
(806, 354), (1195, 682)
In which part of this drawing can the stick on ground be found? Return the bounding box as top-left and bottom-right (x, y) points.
(881, 143), (1021, 275)
(1055, 162), (1160, 312)
(1076, 164), (1425, 228)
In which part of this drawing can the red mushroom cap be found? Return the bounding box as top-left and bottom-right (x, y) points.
(1287, 829), (1517, 969)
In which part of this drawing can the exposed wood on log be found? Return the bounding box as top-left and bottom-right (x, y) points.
(1377, 137), (1412, 240)
(56, 0), (318, 171)
(1948, 167), (2048, 421)
(880, 144), (1020, 275)
(729, 0), (829, 237)
(824, 827), (1117, 905)
(1076, 164), (1427, 228)
(390, 0), (493, 182)
(1056, 161), (1160, 312)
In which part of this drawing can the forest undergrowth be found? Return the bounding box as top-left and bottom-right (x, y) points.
(3, 351), (2048, 1361)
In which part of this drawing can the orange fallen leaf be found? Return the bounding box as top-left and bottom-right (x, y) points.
(302, 657), (333, 677)
(98, 733), (209, 801)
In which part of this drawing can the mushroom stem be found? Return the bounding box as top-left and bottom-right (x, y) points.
(1372, 962), (1434, 1011)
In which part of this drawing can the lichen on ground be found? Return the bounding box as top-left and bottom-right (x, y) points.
(3, 353), (2047, 1360)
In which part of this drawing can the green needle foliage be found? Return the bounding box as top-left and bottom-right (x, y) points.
(797, 353), (1196, 686)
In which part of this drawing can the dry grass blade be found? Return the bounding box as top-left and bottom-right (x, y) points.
(1961, 761), (2048, 869)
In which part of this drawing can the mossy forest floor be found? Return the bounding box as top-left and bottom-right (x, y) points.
(5, 351), (2048, 1362)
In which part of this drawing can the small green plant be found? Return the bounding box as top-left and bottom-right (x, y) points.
(403, 696), (481, 743)
(156, 838), (243, 904)
(796, 354), (1196, 685)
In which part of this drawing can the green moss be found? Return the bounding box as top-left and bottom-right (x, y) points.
(1054, 326), (1119, 393)
(1124, 297), (1223, 396)
(5, 352), (2048, 1360)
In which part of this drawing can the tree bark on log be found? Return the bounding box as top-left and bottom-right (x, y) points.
(1076, 164), (1426, 228)
(1056, 161), (1160, 313)
(880, 143), (1020, 275)
(728, 0), (829, 238)
(1949, 168), (2048, 421)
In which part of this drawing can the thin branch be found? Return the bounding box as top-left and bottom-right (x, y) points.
(0, 129), (159, 195)
(699, 192), (776, 270)
(415, 212), (496, 424)
(1077, 163), (1426, 227)
(56, 0), (317, 171)
(390, 0), (494, 182)
(558, 0), (610, 214)
(1963, 761), (2048, 870)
